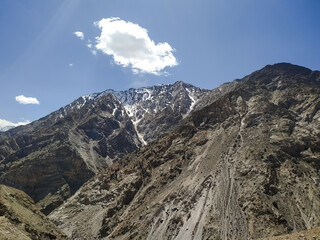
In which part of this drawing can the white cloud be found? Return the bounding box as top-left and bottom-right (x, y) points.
(15, 95), (40, 105)
(0, 119), (30, 131)
(94, 17), (178, 75)
(74, 31), (84, 40)
(86, 42), (97, 55)
(91, 49), (97, 55)
(69, 63), (74, 67)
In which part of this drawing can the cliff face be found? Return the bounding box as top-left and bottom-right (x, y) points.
(50, 63), (320, 239)
(0, 184), (67, 240)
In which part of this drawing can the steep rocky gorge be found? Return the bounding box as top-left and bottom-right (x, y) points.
(49, 63), (320, 239)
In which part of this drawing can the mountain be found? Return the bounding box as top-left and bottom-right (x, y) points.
(0, 184), (67, 239)
(0, 81), (231, 214)
(49, 63), (320, 239)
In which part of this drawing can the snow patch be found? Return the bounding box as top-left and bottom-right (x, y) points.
(182, 88), (198, 118)
(123, 104), (136, 117)
(132, 117), (147, 145)
(112, 107), (117, 116)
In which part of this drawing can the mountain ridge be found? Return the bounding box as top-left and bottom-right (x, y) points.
(1, 62), (319, 239)
(0, 80), (227, 214)
(49, 63), (320, 239)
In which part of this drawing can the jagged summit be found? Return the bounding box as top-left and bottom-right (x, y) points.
(79, 81), (203, 112)
(51, 81), (210, 144)
(104, 81), (209, 143)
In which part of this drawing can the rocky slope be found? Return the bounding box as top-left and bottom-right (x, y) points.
(262, 226), (320, 240)
(0, 184), (66, 240)
(50, 63), (320, 239)
(0, 81), (228, 214)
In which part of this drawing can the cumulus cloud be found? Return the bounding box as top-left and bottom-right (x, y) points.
(0, 119), (30, 131)
(74, 31), (84, 40)
(94, 17), (178, 75)
(15, 95), (40, 105)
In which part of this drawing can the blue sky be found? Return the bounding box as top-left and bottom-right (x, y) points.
(0, 0), (319, 128)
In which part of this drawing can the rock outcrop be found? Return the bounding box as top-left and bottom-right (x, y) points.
(50, 63), (320, 239)
(0, 184), (66, 240)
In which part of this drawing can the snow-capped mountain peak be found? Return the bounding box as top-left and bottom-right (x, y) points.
(73, 81), (211, 144)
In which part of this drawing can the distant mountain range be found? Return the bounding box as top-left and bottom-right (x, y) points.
(1, 63), (320, 239)
(0, 80), (236, 214)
